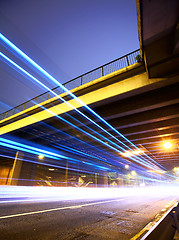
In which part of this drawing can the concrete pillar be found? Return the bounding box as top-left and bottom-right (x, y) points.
(8, 151), (23, 185)
(65, 160), (68, 186)
(0, 166), (11, 185)
(117, 174), (124, 186)
(18, 160), (37, 186)
(97, 172), (108, 187)
(95, 173), (98, 187)
(8, 151), (37, 186)
(103, 173), (108, 187)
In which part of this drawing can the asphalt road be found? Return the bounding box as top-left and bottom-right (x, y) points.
(0, 186), (178, 240)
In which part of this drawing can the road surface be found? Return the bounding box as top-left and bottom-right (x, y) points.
(0, 186), (178, 240)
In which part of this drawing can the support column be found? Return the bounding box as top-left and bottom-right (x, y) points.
(8, 151), (37, 186)
(65, 160), (68, 187)
(103, 173), (108, 187)
(8, 151), (23, 185)
(18, 160), (37, 186)
(95, 173), (98, 187)
(97, 172), (108, 187)
(117, 174), (124, 186)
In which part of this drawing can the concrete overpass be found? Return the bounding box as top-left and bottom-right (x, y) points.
(0, 0), (178, 186)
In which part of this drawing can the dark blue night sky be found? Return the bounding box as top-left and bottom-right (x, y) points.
(0, 0), (139, 113)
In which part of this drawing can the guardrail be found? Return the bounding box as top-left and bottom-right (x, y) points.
(140, 202), (179, 240)
(0, 49), (140, 121)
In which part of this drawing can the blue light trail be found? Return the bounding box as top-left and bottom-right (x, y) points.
(0, 153), (110, 177)
(0, 34), (164, 159)
(0, 52), (162, 171)
(36, 103), (160, 170)
(0, 137), (112, 171)
(0, 33), (166, 172)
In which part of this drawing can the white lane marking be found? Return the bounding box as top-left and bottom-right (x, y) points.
(0, 198), (124, 220)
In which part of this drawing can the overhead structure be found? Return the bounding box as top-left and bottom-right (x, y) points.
(0, 0), (178, 186)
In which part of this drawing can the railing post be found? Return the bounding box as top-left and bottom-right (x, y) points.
(0, 49), (139, 122)
(23, 103), (26, 111)
(126, 55), (129, 66)
(102, 66), (104, 76)
(47, 92), (50, 100)
(4, 112), (7, 119)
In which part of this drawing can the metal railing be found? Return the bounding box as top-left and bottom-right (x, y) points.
(0, 49), (140, 121)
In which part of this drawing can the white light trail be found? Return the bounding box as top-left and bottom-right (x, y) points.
(0, 185), (178, 219)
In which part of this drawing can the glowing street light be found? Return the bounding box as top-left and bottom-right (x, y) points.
(131, 171), (137, 176)
(133, 149), (143, 155)
(173, 167), (179, 175)
(121, 151), (132, 157)
(148, 170), (166, 174)
(121, 149), (143, 157)
(163, 141), (172, 149)
(125, 164), (129, 169)
(174, 167), (179, 171)
(38, 154), (44, 160)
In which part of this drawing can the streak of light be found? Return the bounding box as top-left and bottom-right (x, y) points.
(0, 177), (64, 184)
(0, 153), (110, 176)
(27, 121), (147, 172)
(0, 138), (111, 171)
(38, 102), (160, 171)
(0, 52), (158, 171)
(0, 33), (134, 148)
(0, 51), (131, 153)
(0, 137), (66, 159)
(133, 149), (144, 155)
(0, 48), (159, 171)
(121, 149), (144, 157)
(52, 142), (129, 172)
(148, 170), (166, 174)
(0, 33), (166, 171)
(0, 185), (179, 212)
(36, 122), (163, 174)
(121, 151), (133, 157)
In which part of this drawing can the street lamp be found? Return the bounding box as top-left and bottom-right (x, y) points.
(38, 155), (44, 160)
(163, 141), (172, 149)
(173, 167), (179, 175)
(125, 164), (129, 169)
(131, 170), (137, 176)
(133, 149), (143, 155)
(121, 151), (132, 157)
(121, 149), (143, 157)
